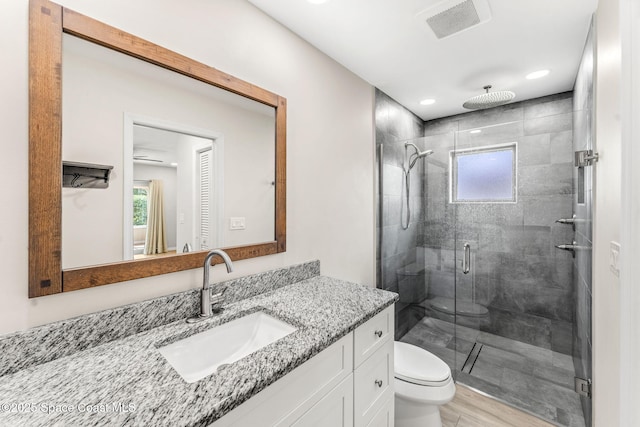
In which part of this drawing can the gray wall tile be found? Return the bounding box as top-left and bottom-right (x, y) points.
(422, 93), (575, 352)
(550, 130), (574, 164)
(524, 112), (573, 135)
(378, 89), (579, 357)
(422, 118), (459, 136)
(519, 163), (573, 196)
(523, 93), (573, 120)
(523, 195), (573, 226)
(375, 89), (426, 334)
(519, 134), (551, 165)
(382, 164), (403, 196)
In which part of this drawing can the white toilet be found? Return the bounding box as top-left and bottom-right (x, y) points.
(394, 341), (456, 427)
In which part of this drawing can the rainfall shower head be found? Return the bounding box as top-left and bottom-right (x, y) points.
(463, 85), (515, 110)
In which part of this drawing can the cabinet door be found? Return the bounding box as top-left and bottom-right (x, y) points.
(211, 333), (353, 427)
(354, 340), (393, 427)
(366, 396), (393, 427)
(289, 375), (354, 427)
(354, 306), (393, 368)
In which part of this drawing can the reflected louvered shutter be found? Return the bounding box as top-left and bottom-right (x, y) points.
(198, 149), (212, 250)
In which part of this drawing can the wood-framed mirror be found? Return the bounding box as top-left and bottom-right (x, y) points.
(28, 0), (286, 297)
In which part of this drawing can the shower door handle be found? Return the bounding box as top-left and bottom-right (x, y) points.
(463, 243), (471, 274)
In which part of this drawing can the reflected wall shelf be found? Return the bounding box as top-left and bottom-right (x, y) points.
(62, 161), (114, 189)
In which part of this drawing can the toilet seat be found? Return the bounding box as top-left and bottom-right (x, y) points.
(394, 341), (451, 386)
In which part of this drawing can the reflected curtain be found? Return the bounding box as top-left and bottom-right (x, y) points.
(144, 180), (167, 255)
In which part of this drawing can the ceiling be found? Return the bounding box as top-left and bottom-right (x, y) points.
(247, 0), (598, 121)
(133, 125), (181, 166)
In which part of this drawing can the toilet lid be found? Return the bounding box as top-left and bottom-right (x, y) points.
(394, 341), (451, 386)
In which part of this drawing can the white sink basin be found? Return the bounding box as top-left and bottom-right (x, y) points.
(158, 311), (297, 383)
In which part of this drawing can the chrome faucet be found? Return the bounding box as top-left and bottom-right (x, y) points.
(187, 249), (233, 323)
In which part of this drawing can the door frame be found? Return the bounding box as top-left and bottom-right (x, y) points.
(619, 0), (640, 422)
(123, 113), (224, 259)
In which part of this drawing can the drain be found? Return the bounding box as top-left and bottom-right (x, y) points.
(217, 363), (230, 372)
(461, 342), (483, 374)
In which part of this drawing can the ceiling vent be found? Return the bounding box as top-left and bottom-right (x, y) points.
(417, 0), (492, 39)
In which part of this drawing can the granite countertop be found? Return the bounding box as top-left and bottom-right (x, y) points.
(0, 276), (397, 427)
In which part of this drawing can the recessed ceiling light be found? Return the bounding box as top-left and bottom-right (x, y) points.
(470, 129), (482, 134)
(420, 99), (436, 106)
(526, 69), (550, 80)
(170, 162), (178, 167)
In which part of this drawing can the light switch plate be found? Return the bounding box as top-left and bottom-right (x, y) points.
(230, 217), (246, 230)
(610, 241), (621, 277)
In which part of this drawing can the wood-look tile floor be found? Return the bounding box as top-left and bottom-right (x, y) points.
(441, 385), (555, 427)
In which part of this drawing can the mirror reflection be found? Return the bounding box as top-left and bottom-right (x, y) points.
(61, 34), (276, 269)
(130, 124), (217, 260)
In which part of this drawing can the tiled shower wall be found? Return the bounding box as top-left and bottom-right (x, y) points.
(374, 89), (425, 338)
(376, 89), (578, 352)
(421, 93), (576, 353)
(572, 19), (594, 427)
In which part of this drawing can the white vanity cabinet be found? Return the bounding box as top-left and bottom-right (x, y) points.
(353, 305), (394, 427)
(210, 305), (395, 427)
(288, 375), (354, 427)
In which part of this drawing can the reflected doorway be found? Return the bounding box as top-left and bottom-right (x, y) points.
(123, 115), (224, 260)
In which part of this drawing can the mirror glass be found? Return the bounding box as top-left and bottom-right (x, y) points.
(61, 34), (276, 269)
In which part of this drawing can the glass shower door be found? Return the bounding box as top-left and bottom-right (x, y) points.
(451, 115), (587, 426)
(387, 131), (463, 372)
(450, 121), (524, 391)
(379, 96), (589, 425)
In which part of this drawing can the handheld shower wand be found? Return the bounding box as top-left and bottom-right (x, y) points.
(401, 142), (434, 230)
(405, 143), (434, 170)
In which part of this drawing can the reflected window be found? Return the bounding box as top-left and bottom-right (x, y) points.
(133, 185), (149, 226)
(450, 143), (517, 203)
(133, 183), (149, 256)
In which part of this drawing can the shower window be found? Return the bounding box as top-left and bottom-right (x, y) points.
(450, 142), (517, 203)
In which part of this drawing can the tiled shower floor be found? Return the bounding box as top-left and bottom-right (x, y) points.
(400, 316), (585, 427)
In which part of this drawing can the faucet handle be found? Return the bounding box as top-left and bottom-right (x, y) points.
(211, 285), (227, 298)
(210, 286), (227, 312)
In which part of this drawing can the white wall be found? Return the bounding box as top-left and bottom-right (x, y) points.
(0, 0), (375, 335)
(593, 0), (622, 425)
